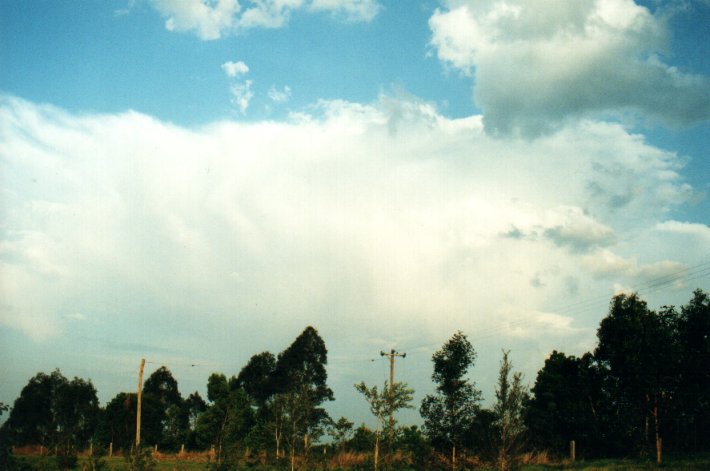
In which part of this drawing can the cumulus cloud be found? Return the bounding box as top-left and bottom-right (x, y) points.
(429, 0), (710, 136)
(268, 85), (292, 103)
(229, 80), (254, 113)
(543, 206), (616, 252)
(222, 60), (249, 78)
(152, 0), (240, 40)
(309, 0), (382, 22)
(582, 249), (686, 281)
(1, 94), (707, 400)
(150, 0), (381, 39)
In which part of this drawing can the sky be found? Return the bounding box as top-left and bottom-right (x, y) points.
(1, 0), (709, 428)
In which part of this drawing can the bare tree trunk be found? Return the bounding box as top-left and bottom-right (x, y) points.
(275, 428), (282, 459)
(374, 432), (380, 471)
(452, 444), (456, 471)
(653, 396), (661, 465)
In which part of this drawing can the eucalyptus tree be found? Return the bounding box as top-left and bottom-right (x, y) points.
(595, 293), (680, 458)
(355, 381), (414, 471)
(142, 366), (187, 450)
(676, 289), (710, 451)
(195, 373), (254, 465)
(525, 351), (605, 457)
(420, 331), (481, 470)
(2, 370), (99, 468)
(271, 326), (334, 470)
(493, 351), (527, 471)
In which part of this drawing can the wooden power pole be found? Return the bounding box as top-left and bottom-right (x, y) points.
(380, 349), (406, 444)
(136, 358), (146, 448)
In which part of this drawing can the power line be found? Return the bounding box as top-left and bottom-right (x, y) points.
(398, 258), (710, 355)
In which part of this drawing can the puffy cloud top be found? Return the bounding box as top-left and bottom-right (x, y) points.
(150, 0), (382, 39)
(430, 0), (710, 136)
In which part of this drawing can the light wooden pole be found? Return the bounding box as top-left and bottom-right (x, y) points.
(380, 349), (406, 447)
(136, 358), (146, 447)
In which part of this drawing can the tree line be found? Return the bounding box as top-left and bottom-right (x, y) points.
(0, 290), (708, 470)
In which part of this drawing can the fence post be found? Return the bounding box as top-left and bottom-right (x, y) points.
(570, 440), (575, 462)
(109, 442), (113, 458)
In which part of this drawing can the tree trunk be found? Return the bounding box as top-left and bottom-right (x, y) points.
(274, 425), (283, 459)
(653, 396), (661, 464)
(452, 444), (456, 471)
(374, 431), (380, 471)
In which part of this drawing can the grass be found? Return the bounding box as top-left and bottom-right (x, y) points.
(13, 452), (710, 470)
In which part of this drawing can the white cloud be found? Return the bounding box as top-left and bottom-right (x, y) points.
(237, 0), (304, 29)
(268, 85), (292, 103)
(542, 206), (616, 252)
(229, 80), (254, 113)
(309, 0), (382, 22)
(150, 0), (381, 39)
(152, 0), (240, 40)
(1, 94), (707, 399)
(429, 0), (710, 136)
(221, 60), (249, 78)
(582, 249), (687, 284)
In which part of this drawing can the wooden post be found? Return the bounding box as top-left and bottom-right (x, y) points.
(380, 349), (406, 448)
(136, 358), (146, 447)
(109, 442), (113, 457)
(180, 444), (185, 455)
(570, 440), (575, 462)
(656, 437), (662, 465)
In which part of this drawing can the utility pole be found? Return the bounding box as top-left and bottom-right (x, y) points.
(380, 349), (406, 445)
(136, 358), (146, 448)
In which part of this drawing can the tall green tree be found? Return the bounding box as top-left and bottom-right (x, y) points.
(420, 331), (481, 470)
(195, 373), (254, 465)
(595, 293), (679, 457)
(676, 289), (710, 451)
(355, 381), (414, 471)
(271, 326), (334, 470)
(98, 392), (137, 451)
(493, 351), (527, 471)
(2, 370), (99, 452)
(141, 366), (187, 450)
(525, 351), (605, 457)
(237, 352), (276, 405)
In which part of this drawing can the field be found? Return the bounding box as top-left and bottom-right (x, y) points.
(13, 452), (710, 471)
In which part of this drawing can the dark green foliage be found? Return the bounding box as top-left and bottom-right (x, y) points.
(348, 424), (376, 452)
(595, 293), (680, 455)
(0, 402), (18, 471)
(124, 445), (156, 471)
(236, 352), (277, 405)
(272, 326), (334, 404)
(270, 326), (334, 465)
(2, 370), (99, 453)
(184, 391), (207, 449)
(420, 331), (481, 467)
(328, 416), (355, 452)
(195, 374), (255, 463)
(525, 351), (605, 458)
(96, 392), (136, 452)
(141, 366), (188, 451)
(525, 290), (710, 458)
(396, 425), (433, 469)
(493, 350), (527, 471)
(675, 289), (710, 451)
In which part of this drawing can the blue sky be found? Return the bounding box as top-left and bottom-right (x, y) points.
(1, 0), (709, 428)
